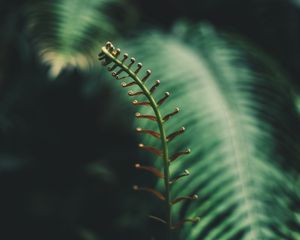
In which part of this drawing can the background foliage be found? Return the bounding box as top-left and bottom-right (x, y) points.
(1, 0), (300, 239)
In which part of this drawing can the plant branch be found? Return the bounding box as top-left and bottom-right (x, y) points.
(100, 44), (173, 237)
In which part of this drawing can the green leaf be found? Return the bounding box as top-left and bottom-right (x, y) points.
(115, 23), (300, 239)
(28, 0), (127, 77)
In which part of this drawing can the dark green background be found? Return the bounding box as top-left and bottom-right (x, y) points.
(1, 0), (300, 239)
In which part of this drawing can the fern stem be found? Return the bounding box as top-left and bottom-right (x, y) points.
(101, 47), (173, 237)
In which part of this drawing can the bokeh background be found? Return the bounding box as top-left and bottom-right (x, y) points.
(1, 0), (300, 239)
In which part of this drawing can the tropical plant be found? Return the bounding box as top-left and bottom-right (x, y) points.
(1, 0), (300, 240)
(97, 22), (300, 239)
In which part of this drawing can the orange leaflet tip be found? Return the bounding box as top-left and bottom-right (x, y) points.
(142, 70), (151, 82)
(121, 81), (136, 88)
(121, 53), (128, 63)
(105, 41), (112, 49)
(132, 100), (151, 106)
(193, 194), (199, 199)
(128, 90), (144, 96)
(114, 48), (121, 58)
(167, 127), (186, 142)
(106, 43), (114, 52)
(138, 144), (162, 156)
(138, 143), (144, 147)
(135, 163), (141, 168)
(135, 113), (157, 121)
(169, 169), (191, 184)
(134, 63), (143, 74)
(150, 80), (160, 93)
(128, 58), (136, 69)
(136, 128), (160, 138)
(171, 194), (198, 205)
(134, 164), (164, 178)
(170, 149), (191, 162)
(157, 92), (170, 106)
(163, 107), (180, 121)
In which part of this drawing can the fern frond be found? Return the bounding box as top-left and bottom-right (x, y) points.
(114, 23), (300, 240)
(28, 0), (126, 77)
(98, 42), (199, 238)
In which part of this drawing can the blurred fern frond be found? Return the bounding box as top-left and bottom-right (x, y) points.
(28, 0), (130, 77)
(113, 23), (300, 239)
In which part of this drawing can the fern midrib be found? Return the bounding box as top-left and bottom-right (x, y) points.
(196, 50), (263, 239)
(101, 47), (172, 235)
(166, 42), (265, 238)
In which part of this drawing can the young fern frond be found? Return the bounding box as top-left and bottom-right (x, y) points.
(98, 42), (199, 237)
